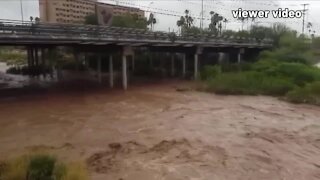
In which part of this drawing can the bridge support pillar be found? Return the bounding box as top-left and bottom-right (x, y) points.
(109, 55), (114, 88)
(132, 55), (135, 72)
(97, 55), (102, 84)
(41, 48), (45, 67)
(122, 46), (133, 90)
(149, 54), (153, 69)
(182, 54), (186, 78)
(34, 48), (39, 67)
(237, 53), (241, 64)
(238, 48), (245, 64)
(74, 52), (80, 71)
(27, 47), (32, 67)
(194, 54), (199, 80)
(194, 46), (203, 80)
(30, 47), (35, 67)
(171, 54), (175, 77)
(122, 55), (127, 90)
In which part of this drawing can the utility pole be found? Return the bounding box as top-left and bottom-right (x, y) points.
(20, 0), (24, 22)
(301, 3), (309, 34)
(200, 0), (204, 30)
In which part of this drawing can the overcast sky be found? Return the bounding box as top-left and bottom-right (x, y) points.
(0, 0), (319, 35)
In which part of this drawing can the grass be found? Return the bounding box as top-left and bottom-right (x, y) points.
(286, 81), (320, 105)
(206, 71), (295, 96)
(0, 50), (26, 66)
(200, 65), (221, 80)
(202, 60), (320, 105)
(0, 154), (88, 180)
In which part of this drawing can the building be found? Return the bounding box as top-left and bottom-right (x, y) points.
(39, 0), (97, 24)
(96, 2), (145, 25)
(39, 0), (144, 25)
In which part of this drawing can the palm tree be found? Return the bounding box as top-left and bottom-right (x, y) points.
(35, 17), (40, 24)
(250, 17), (256, 30)
(238, 17), (246, 31)
(209, 12), (224, 34)
(185, 9), (189, 16)
(210, 11), (215, 17)
(184, 9), (193, 28)
(177, 16), (185, 35)
(307, 22), (312, 29)
(147, 13), (157, 31)
(307, 22), (313, 36)
(223, 18), (228, 30)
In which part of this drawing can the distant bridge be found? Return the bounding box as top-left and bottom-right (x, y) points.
(0, 20), (273, 90)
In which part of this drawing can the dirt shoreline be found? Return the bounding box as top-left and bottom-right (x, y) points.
(0, 81), (319, 180)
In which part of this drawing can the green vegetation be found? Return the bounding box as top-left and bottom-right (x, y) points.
(207, 71), (295, 96)
(112, 13), (148, 29)
(200, 65), (221, 80)
(0, 48), (26, 66)
(203, 59), (320, 104)
(201, 25), (320, 105)
(0, 154), (88, 180)
(286, 81), (320, 105)
(84, 14), (98, 25)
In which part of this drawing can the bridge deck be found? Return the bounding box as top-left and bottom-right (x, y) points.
(0, 20), (273, 48)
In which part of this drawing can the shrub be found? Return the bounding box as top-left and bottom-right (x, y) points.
(252, 60), (320, 86)
(0, 155), (29, 180)
(260, 76), (296, 95)
(286, 81), (320, 105)
(200, 65), (221, 80)
(27, 154), (56, 180)
(220, 63), (252, 72)
(60, 162), (88, 180)
(207, 71), (295, 96)
(0, 154), (88, 180)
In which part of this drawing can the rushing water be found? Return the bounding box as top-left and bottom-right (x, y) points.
(0, 81), (319, 180)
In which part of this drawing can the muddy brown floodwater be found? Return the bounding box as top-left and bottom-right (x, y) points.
(0, 80), (320, 180)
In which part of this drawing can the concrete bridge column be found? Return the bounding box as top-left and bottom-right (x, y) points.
(132, 55), (135, 72)
(122, 54), (128, 90)
(194, 54), (199, 80)
(149, 53), (153, 70)
(122, 46), (134, 90)
(171, 54), (175, 77)
(238, 48), (245, 64)
(194, 46), (203, 80)
(40, 48), (46, 78)
(30, 47), (35, 67)
(41, 48), (45, 66)
(109, 55), (114, 88)
(182, 54), (186, 78)
(27, 47), (32, 67)
(74, 51), (80, 71)
(97, 55), (102, 84)
(34, 47), (39, 67)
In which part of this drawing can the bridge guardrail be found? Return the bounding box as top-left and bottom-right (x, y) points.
(0, 19), (273, 47)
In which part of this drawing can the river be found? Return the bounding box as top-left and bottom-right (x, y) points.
(0, 81), (319, 180)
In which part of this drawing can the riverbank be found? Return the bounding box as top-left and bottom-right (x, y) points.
(0, 81), (319, 180)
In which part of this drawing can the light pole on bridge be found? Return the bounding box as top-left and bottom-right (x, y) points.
(20, 0), (24, 22)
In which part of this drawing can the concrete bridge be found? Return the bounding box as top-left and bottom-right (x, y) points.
(0, 20), (273, 90)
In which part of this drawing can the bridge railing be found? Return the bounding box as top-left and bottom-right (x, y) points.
(0, 19), (273, 46)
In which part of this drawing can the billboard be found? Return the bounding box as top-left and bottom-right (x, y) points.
(96, 4), (113, 26)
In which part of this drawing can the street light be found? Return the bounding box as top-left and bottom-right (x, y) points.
(20, 0), (24, 22)
(147, 2), (154, 16)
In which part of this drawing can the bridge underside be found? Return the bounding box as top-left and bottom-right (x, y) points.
(0, 22), (272, 90)
(0, 44), (265, 90)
